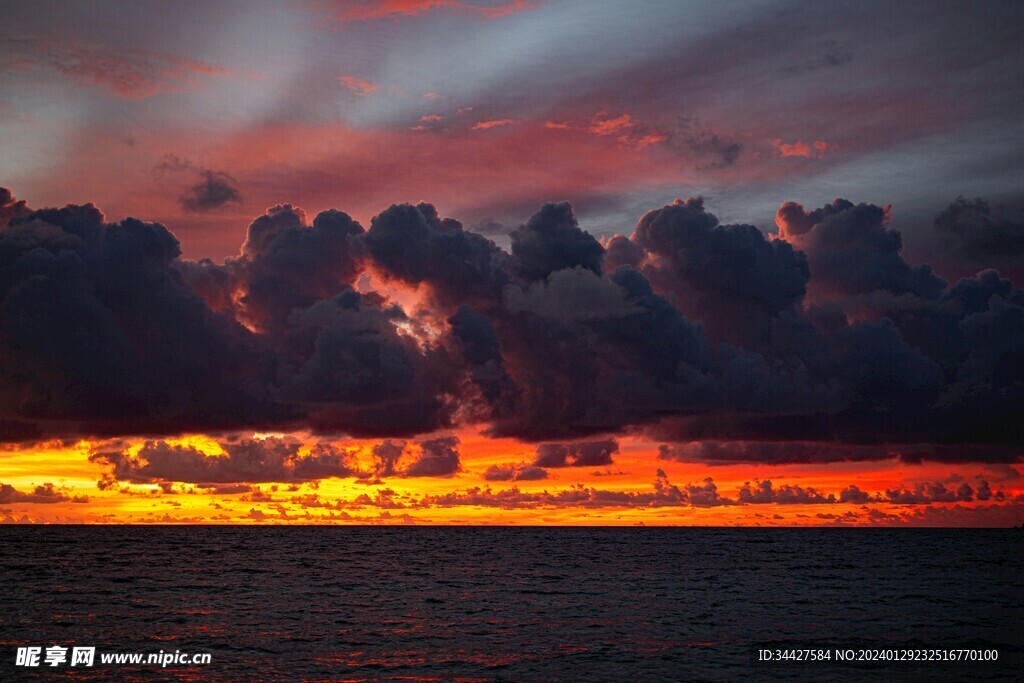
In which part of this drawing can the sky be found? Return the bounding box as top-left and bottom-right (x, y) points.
(1, 0), (1023, 525)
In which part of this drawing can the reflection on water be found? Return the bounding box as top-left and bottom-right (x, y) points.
(1, 527), (1022, 681)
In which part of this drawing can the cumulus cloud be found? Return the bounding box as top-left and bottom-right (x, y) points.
(482, 463), (549, 481)
(0, 187), (30, 226)
(227, 203), (365, 332)
(509, 202), (605, 281)
(681, 475), (732, 507)
(372, 440), (406, 478)
(90, 438), (361, 485)
(884, 481), (979, 505)
(635, 196), (809, 347)
(418, 469), (692, 509)
(775, 198), (945, 299)
(738, 479), (835, 504)
(934, 196), (1024, 259)
(1, 188), (1022, 469)
(404, 436), (461, 477)
(839, 485), (873, 504)
(0, 482), (76, 504)
(533, 439), (619, 468)
(362, 201), (509, 309)
(0, 198), (280, 438)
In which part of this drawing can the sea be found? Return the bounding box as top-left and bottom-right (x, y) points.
(1, 526), (1022, 681)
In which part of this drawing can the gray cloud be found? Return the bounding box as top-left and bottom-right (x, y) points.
(180, 170), (243, 212)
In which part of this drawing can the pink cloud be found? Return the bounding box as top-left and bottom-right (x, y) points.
(589, 113), (634, 136)
(4, 39), (235, 99)
(338, 75), (379, 95)
(325, 0), (534, 24)
(472, 118), (518, 130)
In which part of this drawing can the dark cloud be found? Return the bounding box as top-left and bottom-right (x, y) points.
(510, 202), (605, 281)
(90, 437), (361, 485)
(0, 200), (280, 438)
(839, 485), (873, 504)
(934, 196), (1024, 259)
(682, 475), (732, 507)
(734, 479), (1004, 506)
(412, 471), (1005, 510)
(738, 479), (835, 504)
(533, 439), (618, 468)
(404, 436), (461, 477)
(485, 261), (715, 440)
(448, 305), (518, 412)
(684, 132), (743, 169)
(371, 440), (406, 478)
(418, 470), (692, 509)
(180, 170), (242, 212)
(885, 481), (977, 505)
(775, 199), (945, 300)
(228, 204), (365, 332)
(363, 202), (509, 309)
(0, 187), (30, 226)
(277, 290), (457, 437)
(603, 234), (644, 270)
(658, 441), (1022, 465)
(1, 190), (1022, 468)
(0, 482), (74, 504)
(267, 474), (1012, 514)
(635, 197), (809, 347)
(482, 463), (549, 481)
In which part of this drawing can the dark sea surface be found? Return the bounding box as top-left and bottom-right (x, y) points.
(1, 527), (1022, 682)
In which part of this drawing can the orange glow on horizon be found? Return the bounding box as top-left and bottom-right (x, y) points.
(2, 430), (1020, 526)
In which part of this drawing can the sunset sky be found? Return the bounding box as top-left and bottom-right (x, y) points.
(1, 0), (1023, 525)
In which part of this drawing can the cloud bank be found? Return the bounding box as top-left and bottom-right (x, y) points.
(1, 188), (1022, 468)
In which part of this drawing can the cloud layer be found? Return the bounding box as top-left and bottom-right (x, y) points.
(1, 188), (1022, 468)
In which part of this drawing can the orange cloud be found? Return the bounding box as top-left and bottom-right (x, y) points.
(338, 75), (379, 95)
(772, 138), (837, 159)
(472, 118), (518, 130)
(589, 112), (634, 136)
(627, 132), (668, 149)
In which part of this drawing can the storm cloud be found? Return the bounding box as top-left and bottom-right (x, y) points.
(2, 189), (1023, 468)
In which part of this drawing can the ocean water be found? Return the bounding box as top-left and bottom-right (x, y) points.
(1, 527), (1022, 681)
